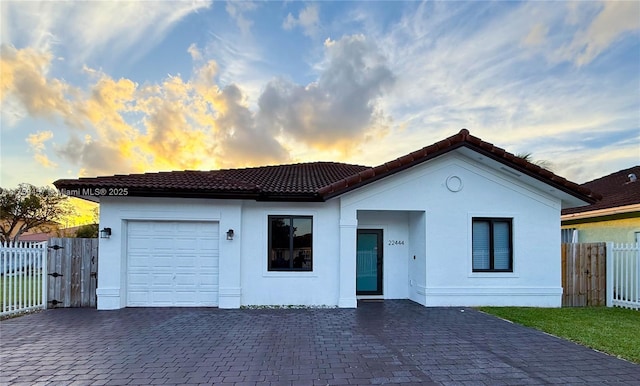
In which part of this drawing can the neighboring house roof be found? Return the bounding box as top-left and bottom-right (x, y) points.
(54, 129), (600, 205)
(562, 165), (640, 219)
(18, 226), (85, 242)
(17, 233), (51, 242)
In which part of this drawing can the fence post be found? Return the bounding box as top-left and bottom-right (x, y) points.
(606, 242), (612, 307)
(41, 241), (48, 310)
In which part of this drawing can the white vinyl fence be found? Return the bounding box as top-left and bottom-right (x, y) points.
(1, 241), (48, 317)
(607, 242), (640, 310)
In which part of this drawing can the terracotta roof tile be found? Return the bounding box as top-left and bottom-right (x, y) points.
(54, 162), (369, 201)
(317, 129), (600, 203)
(562, 166), (640, 215)
(54, 129), (600, 204)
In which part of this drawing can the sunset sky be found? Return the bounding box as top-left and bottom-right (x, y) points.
(1, 1), (639, 208)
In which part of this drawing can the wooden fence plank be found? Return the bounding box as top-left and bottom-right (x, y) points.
(46, 238), (99, 308)
(90, 239), (98, 308)
(561, 242), (606, 307)
(561, 245), (568, 307)
(80, 239), (88, 307)
(577, 244), (584, 306)
(70, 239), (81, 307)
(598, 243), (606, 305)
(63, 238), (71, 307)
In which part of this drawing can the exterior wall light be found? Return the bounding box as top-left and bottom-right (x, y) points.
(100, 227), (112, 239)
(226, 229), (235, 240)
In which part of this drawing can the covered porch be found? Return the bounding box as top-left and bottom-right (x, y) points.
(339, 209), (427, 307)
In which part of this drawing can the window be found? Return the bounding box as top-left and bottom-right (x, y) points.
(268, 216), (312, 271)
(472, 218), (512, 272)
(561, 228), (578, 243)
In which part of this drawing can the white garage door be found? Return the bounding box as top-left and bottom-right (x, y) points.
(127, 221), (219, 307)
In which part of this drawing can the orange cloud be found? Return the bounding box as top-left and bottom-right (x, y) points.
(0, 45), (80, 127)
(4, 35), (395, 176)
(26, 130), (58, 168)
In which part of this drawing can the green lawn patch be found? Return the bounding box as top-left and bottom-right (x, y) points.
(0, 275), (43, 311)
(479, 306), (640, 364)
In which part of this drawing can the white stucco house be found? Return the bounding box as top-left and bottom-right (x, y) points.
(54, 130), (598, 310)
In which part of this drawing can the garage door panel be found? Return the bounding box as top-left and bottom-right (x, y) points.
(128, 291), (151, 304)
(126, 221), (219, 307)
(199, 276), (218, 286)
(175, 273), (197, 284)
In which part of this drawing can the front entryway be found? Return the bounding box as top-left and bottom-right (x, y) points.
(356, 229), (383, 295)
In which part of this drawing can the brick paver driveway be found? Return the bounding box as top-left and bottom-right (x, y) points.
(1, 300), (639, 385)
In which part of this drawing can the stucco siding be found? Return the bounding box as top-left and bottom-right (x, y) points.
(96, 197), (242, 309)
(563, 217), (640, 244)
(239, 201), (341, 307)
(340, 152), (563, 307)
(96, 150), (569, 309)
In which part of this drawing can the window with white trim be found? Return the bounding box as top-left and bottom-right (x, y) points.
(472, 218), (513, 272)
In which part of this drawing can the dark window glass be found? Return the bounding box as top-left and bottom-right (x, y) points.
(472, 218), (512, 272)
(269, 216), (312, 271)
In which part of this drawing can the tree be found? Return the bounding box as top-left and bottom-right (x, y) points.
(75, 224), (99, 238)
(515, 152), (554, 171)
(75, 206), (99, 238)
(0, 184), (72, 243)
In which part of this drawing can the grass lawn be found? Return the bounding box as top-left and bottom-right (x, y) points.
(479, 307), (640, 364)
(0, 275), (43, 310)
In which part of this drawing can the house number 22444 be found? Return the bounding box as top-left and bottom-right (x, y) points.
(388, 240), (405, 246)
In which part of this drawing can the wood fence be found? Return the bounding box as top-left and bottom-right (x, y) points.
(561, 242), (606, 307)
(47, 238), (98, 308)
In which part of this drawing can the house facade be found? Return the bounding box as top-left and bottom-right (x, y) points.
(55, 130), (597, 310)
(562, 166), (640, 244)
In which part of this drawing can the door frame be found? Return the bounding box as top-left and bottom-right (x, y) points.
(356, 229), (383, 295)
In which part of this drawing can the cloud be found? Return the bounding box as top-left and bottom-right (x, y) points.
(204, 33), (268, 99)
(26, 130), (54, 152)
(0, 44), (83, 128)
(3, 1), (636, 186)
(225, 1), (257, 35)
(215, 84), (289, 167)
(26, 130), (58, 168)
(54, 135), (133, 176)
(332, 1), (639, 178)
(283, 4), (320, 37)
(258, 35), (395, 152)
(33, 153), (58, 169)
(566, 1), (640, 66)
(2, 44), (289, 175)
(3, 32), (395, 177)
(187, 43), (202, 61)
(0, 1), (212, 65)
(523, 23), (548, 46)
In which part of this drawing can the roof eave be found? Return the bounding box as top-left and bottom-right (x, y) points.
(319, 142), (464, 200)
(561, 203), (640, 221)
(256, 193), (324, 202)
(53, 183), (324, 202)
(319, 140), (598, 205)
(462, 144), (598, 206)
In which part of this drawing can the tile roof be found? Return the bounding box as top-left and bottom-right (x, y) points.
(317, 129), (600, 203)
(54, 162), (369, 201)
(54, 129), (600, 204)
(562, 165), (640, 215)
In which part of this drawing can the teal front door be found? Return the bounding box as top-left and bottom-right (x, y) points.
(356, 229), (383, 295)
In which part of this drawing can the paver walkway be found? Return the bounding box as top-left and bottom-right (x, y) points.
(1, 300), (639, 385)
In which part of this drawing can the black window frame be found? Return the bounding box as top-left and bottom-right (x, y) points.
(472, 217), (513, 272)
(268, 215), (313, 272)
